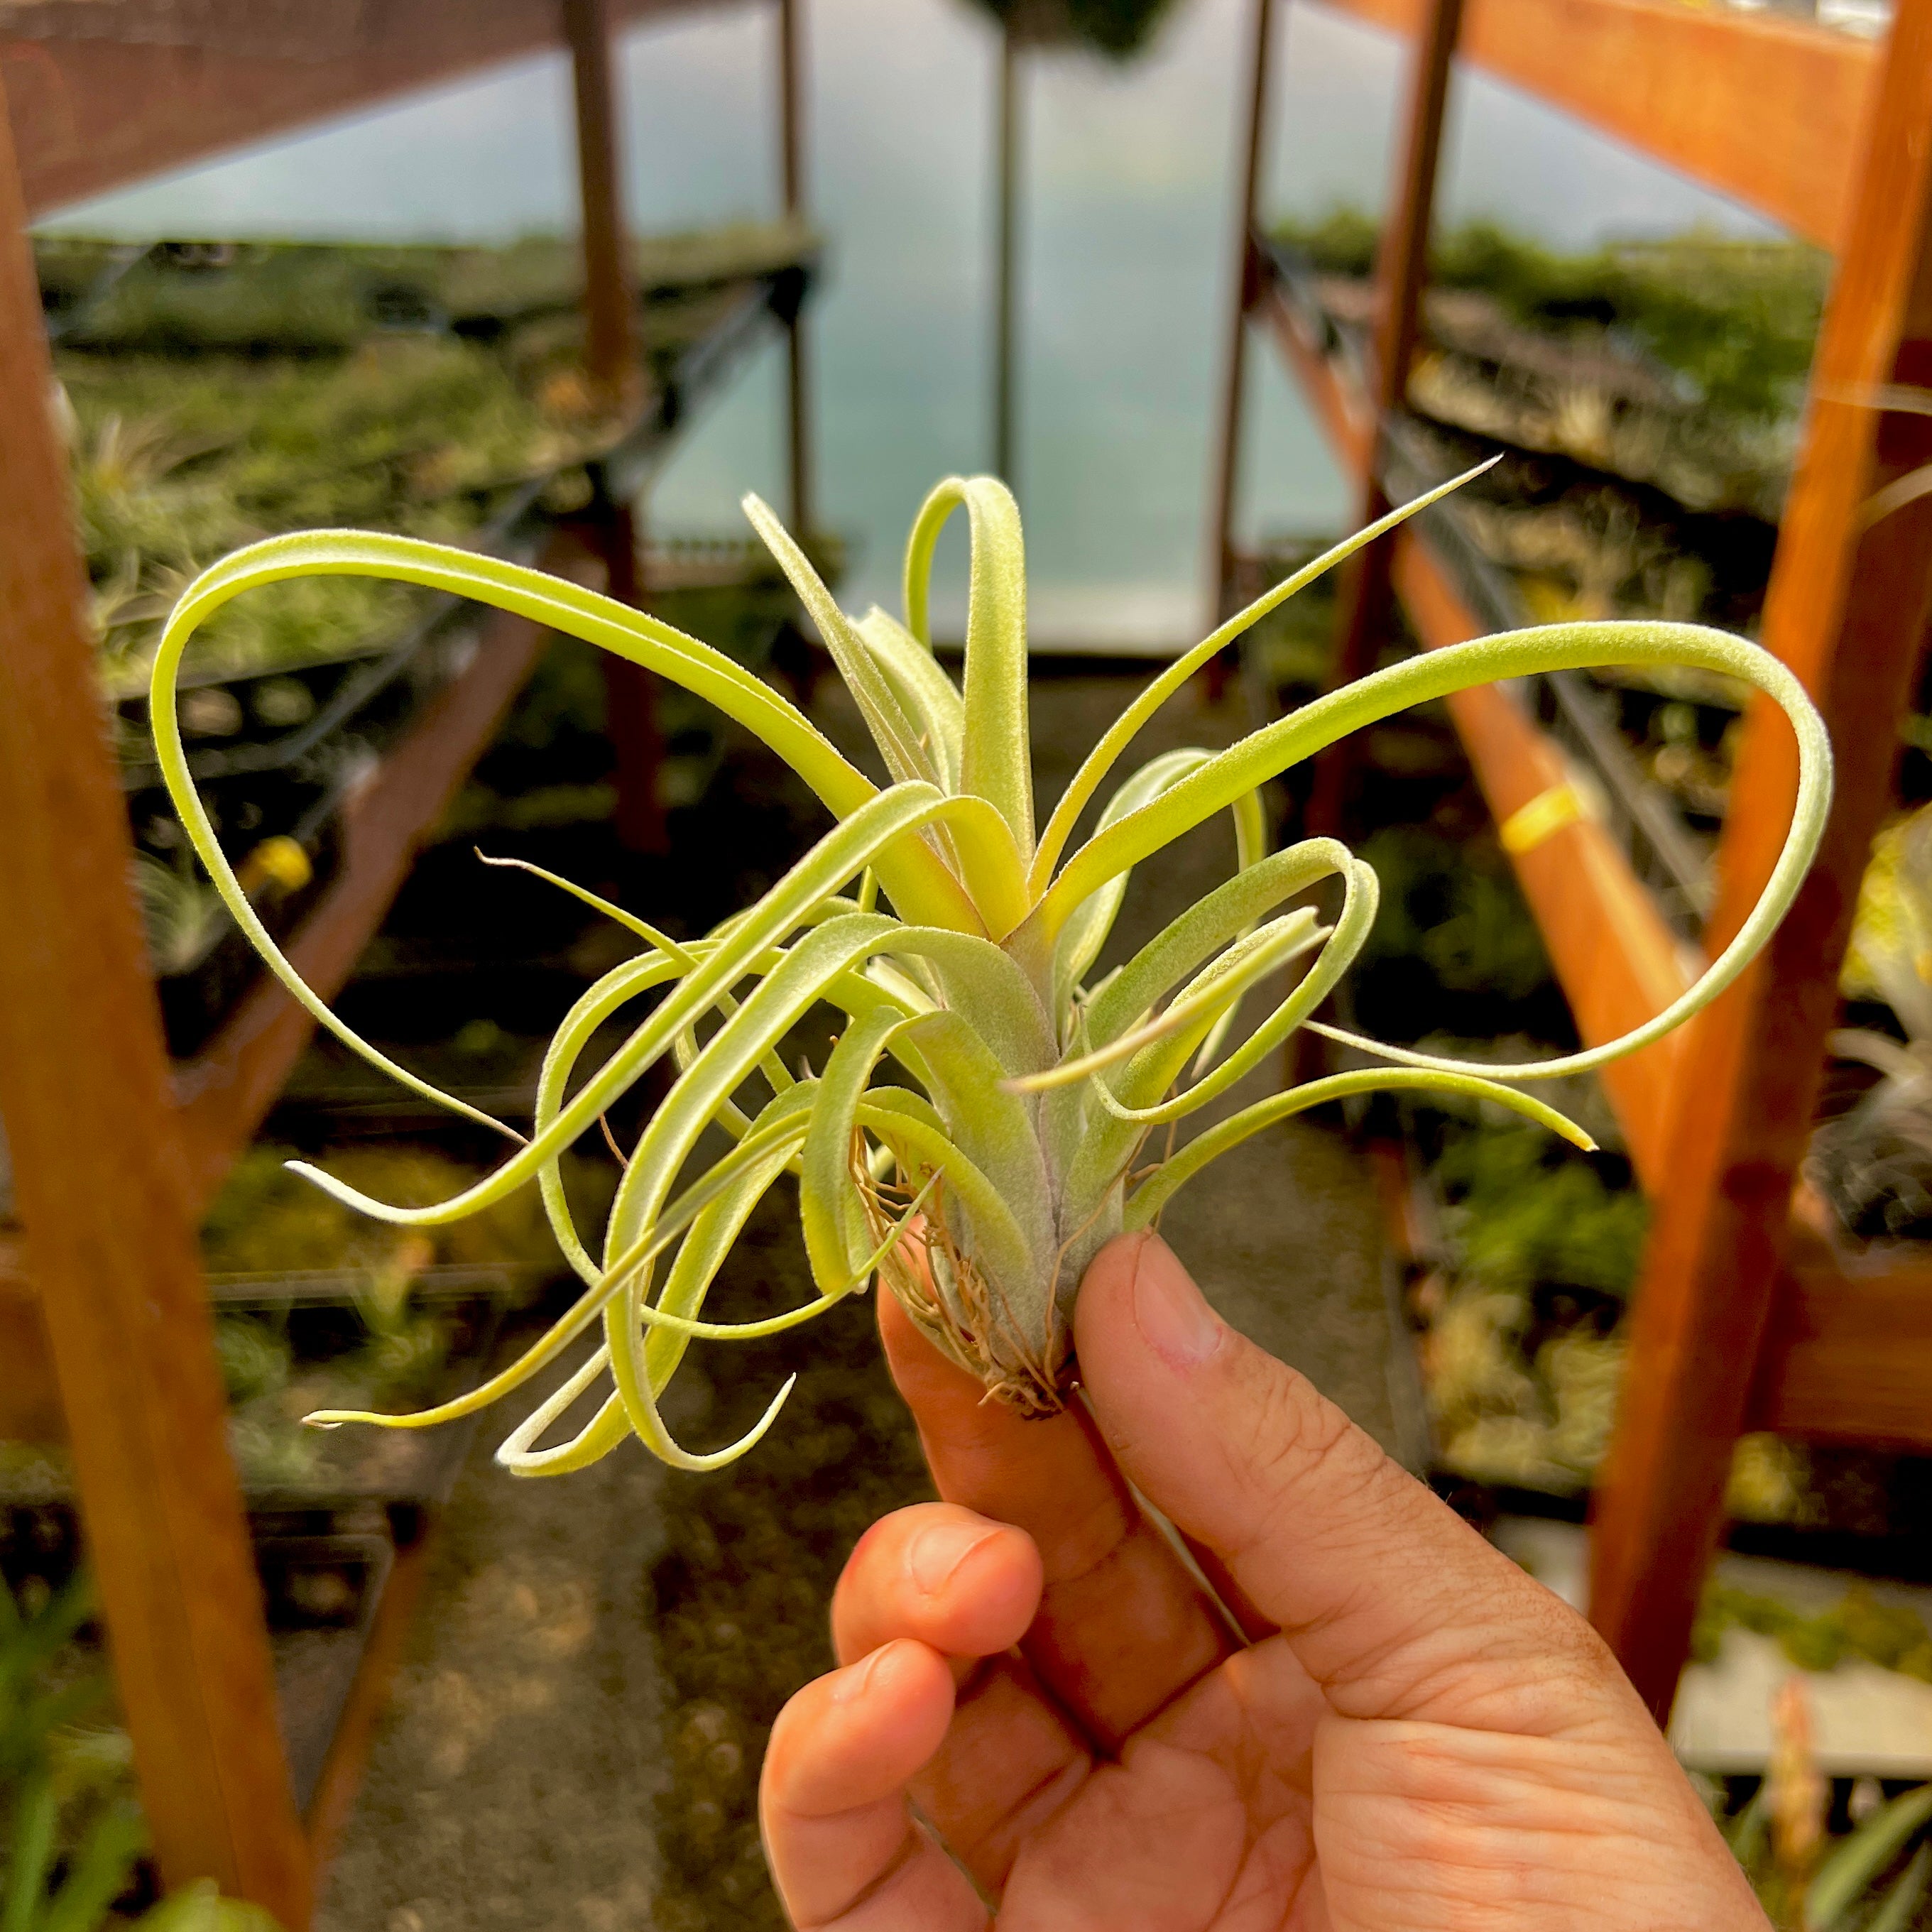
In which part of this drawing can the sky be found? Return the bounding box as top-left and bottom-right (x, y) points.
(39, 0), (1777, 648)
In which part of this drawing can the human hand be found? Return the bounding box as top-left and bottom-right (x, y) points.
(758, 1230), (1765, 1929)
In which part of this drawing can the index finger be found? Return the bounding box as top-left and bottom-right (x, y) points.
(878, 1290), (1238, 1750)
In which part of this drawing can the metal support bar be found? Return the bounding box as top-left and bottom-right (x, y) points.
(994, 23), (1021, 489)
(1589, 0), (1932, 1720)
(778, 0), (813, 537)
(0, 96), (310, 1926)
(1308, 0), (1463, 827)
(1210, 0), (1276, 618)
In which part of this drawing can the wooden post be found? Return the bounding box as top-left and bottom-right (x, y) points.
(778, 0), (813, 537)
(1307, 0), (1463, 826)
(562, 0), (662, 851)
(1589, 0), (1932, 1720)
(0, 99), (310, 1924)
(589, 489), (667, 851)
(563, 0), (633, 402)
(1208, 0), (1275, 623)
(994, 22), (1021, 489)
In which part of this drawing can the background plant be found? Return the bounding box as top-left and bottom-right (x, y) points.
(1811, 799), (1932, 1240)
(0, 1571), (146, 1932)
(150, 467), (1830, 1473)
(1718, 1681), (1932, 1932)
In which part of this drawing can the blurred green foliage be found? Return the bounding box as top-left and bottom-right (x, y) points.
(1694, 1582), (1932, 1682)
(1279, 210), (1828, 424)
(0, 1571), (145, 1932)
(1436, 1121), (1647, 1303)
(969, 0), (1179, 55)
(1358, 824), (1554, 1003)
(199, 1144), (576, 1282)
(39, 225), (815, 693)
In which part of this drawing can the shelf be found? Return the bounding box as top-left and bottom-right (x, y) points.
(1311, 0), (1875, 251)
(1231, 0), (1932, 1721)
(0, 245), (807, 1422)
(170, 556), (579, 1208)
(1255, 261), (1696, 1189)
(1754, 1217), (1932, 1451)
(4, 0), (702, 219)
(0, 574), (561, 1436)
(1255, 240), (1932, 1463)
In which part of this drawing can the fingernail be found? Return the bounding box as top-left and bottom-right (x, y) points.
(907, 1520), (994, 1598)
(831, 1644), (893, 1705)
(1130, 1233), (1224, 1370)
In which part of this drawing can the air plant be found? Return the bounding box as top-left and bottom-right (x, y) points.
(1811, 799), (1932, 1239)
(150, 467), (1829, 1472)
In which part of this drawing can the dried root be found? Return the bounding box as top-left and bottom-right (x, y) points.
(856, 1138), (1067, 1417)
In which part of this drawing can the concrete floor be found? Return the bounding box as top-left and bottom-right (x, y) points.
(315, 665), (1404, 1928)
(317, 1348), (672, 1932)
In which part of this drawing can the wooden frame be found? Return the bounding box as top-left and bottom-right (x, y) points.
(1314, 0), (1874, 251)
(1208, 0), (1276, 614)
(2, 0), (704, 219)
(1229, 0), (1932, 1718)
(0, 99), (311, 1923)
(1306, 0), (1463, 829)
(1590, 0), (1932, 1714)
(0, 1), (812, 1916)
(1324, 0), (1461, 692)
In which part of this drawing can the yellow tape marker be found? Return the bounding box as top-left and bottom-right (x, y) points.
(1499, 781), (1586, 856)
(237, 834), (313, 895)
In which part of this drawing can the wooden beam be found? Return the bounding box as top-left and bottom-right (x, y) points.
(1208, 0), (1275, 610)
(560, 0), (669, 851)
(584, 496), (669, 853)
(1312, 0), (1874, 252)
(302, 1532), (435, 1862)
(3, 0), (700, 218)
(1590, 0), (1932, 1722)
(1390, 533), (1691, 1186)
(563, 0), (635, 404)
(0, 94), (309, 1924)
(1307, 0), (1463, 834)
(1326, 0), (1464, 694)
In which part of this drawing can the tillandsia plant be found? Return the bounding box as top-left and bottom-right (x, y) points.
(151, 465), (1831, 1470)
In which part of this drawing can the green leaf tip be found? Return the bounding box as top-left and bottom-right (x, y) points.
(154, 470), (1828, 1468)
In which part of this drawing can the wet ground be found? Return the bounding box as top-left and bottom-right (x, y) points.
(315, 662), (1402, 1931)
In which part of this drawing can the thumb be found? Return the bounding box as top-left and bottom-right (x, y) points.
(1074, 1230), (1633, 1735)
